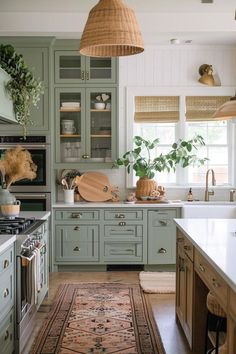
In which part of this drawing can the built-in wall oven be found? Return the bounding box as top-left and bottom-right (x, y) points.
(0, 136), (51, 211)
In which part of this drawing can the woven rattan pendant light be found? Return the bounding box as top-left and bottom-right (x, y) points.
(212, 94), (236, 119)
(79, 0), (144, 57)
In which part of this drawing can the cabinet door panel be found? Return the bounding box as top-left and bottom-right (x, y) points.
(148, 209), (177, 264)
(0, 269), (14, 317)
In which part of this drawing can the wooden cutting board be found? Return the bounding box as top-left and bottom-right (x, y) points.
(75, 172), (113, 202)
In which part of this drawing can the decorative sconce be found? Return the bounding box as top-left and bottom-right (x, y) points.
(198, 64), (216, 86)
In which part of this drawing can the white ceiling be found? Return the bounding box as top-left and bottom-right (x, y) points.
(0, 0), (235, 13)
(0, 0), (235, 45)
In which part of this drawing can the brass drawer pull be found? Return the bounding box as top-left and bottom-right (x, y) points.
(73, 246), (81, 252)
(71, 213), (82, 219)
(81, 70), (85, 80)
(158, 248), (167, 254)
(118, 222), (126, 226)
(74, 226), (80, 231)
(86, 71), (89, 80)
(199, 264), (205, 272)
(3, 288), (9, 298)
(4, 330), (9, 341)
(3, 259), (10, 269)
(115, 214), (125, 219)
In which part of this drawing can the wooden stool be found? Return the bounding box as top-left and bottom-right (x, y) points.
(205, 291), (227, 354)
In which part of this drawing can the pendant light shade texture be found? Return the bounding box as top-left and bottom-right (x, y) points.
(79, 0), (144, 57)
(212, 95), (236, 119)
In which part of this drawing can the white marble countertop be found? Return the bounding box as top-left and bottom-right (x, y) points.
(0, 211), (51, 254)
(52, 201), (183, 208)
(174, 218), (236, 292)
(0, 234), (16, 254)
(19, 211), (51, 220)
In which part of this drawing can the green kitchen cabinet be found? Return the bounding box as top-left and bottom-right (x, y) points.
(54, 50), (117, 84)
(0, 244), (14, 354)
(0, 37), (51, 133)
(102, 208), (147, 264)
(147, 209), (178, 264)
(54, 87), (117, 167)
(55, 225), (99, 262)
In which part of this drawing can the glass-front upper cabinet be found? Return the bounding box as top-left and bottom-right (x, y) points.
(55, 87), (117, 166)
(54, 50), (117, 84)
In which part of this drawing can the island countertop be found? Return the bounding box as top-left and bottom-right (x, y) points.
(174, 218), (236, 292)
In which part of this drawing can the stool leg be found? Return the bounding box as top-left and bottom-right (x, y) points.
(205, 311), (210, 353)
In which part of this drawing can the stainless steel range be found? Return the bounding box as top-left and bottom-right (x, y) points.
(0, 217), (49, 354)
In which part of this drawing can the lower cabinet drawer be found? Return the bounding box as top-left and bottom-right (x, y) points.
(104, 225), (143, 239)
(195, 249), (228, 310)
(0, 309), (14, 354)
(104, 210), (143, 221)
(103, 242), (143, 262)
(0, 246), (14, 276)
(0, 267), (14, 318)
(55, 209), (100, 221)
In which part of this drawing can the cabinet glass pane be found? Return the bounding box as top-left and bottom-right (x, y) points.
(59, 56), (82, 80)
(90, 91), (112, 161)
(89, 57), (112, 80)
(59, 92), (82, 162)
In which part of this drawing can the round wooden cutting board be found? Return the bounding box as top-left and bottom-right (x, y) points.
(75, 171), (113, 202)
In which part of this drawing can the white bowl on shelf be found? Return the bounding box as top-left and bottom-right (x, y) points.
(94, 102), (105, 110)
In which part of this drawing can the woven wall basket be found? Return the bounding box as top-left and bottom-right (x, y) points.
(80, 0), (144, 57)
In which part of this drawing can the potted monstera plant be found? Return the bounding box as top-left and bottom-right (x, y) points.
(115, 135), (208, 199)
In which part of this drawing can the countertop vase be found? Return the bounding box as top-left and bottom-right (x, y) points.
(0, 187), (16, 205)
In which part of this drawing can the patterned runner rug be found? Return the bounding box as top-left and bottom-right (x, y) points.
(30, 283), (166, 354)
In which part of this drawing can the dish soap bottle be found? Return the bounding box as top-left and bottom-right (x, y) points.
(187, 188), (193, 202)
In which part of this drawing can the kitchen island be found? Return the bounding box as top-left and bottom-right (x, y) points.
(174, 218), (236, 354)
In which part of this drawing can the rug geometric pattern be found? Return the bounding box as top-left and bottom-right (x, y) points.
(30, 283), (166, 354)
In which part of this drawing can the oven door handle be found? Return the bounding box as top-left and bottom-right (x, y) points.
(14, 194), (47, 198)
(0, 144), (47, 149)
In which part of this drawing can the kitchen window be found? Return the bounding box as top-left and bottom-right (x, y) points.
(127, 92), (234, 188)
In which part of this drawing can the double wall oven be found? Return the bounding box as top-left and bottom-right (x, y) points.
(0, 136), (51, 211)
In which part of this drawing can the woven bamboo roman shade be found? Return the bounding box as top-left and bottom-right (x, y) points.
(80, 0), (144, 57)
(186, 96), (231, 121)
(134, 96), (180, 123)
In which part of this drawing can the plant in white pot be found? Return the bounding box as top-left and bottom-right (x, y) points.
(115, 135), (208, 199)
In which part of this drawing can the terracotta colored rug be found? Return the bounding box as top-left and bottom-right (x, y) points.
(139, 271), (176, 294)
(31, 283), (166, 354)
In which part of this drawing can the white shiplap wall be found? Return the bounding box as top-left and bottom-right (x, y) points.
(103, 44), (236, 201)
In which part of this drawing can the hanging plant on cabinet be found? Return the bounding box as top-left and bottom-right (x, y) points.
(0, 44), (43, 137)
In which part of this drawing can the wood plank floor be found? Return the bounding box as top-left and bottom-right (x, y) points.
(23, 271), (191, 354)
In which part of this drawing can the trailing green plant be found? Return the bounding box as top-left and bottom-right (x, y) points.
(115, 135), (208, 179)
(0, 44), (43, 137)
